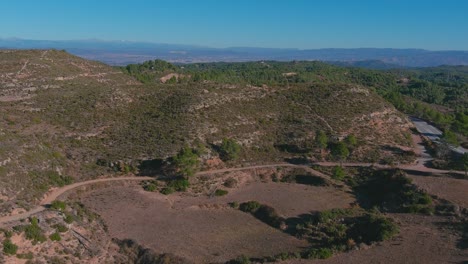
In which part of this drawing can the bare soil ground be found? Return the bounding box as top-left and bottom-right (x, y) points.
(283, 214), (467, 264)
(78, 178), (354, 263)
(408, 174), (468, 208)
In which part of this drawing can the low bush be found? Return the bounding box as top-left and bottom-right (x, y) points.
(302, 248), (333, 259)
(25, 217), (47, 244)
(349, 214), (399, 243)
(2, 239), (18, 255)
(143, 181), (158, 192)
(167, 178), (190, 192)
(64, 213), (74, 224)
(53, 224), (68, 233)
(253, 205), (285, 228)
(214, 189), (228, 196)
(239, 201), (261, 213)
(160, 187), (174, 195)
(353, 168), (434, 214)
(49, 232), (61, 241)
(332, 166), (346, 181)
(51, 200), (66, 211)
(281, 173), (327, 186)
(223, 177), (238, 188)
(17, 252), (34, 259)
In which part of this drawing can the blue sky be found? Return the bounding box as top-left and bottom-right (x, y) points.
(1, 0), (467, 50)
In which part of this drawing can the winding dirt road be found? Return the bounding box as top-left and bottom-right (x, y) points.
(0, 164), (326, 226)
(0, 177), (153, 226)
(0, 158), (463, 227)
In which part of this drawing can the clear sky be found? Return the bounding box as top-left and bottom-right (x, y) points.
(1, 0), (467, 50)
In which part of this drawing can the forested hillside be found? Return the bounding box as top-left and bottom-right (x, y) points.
(122, 60), (468, 141)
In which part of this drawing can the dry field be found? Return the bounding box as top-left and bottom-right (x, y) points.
(283, 214), (467, 264)
(78, 173), (355, 263)
(408, 174), (468, 208)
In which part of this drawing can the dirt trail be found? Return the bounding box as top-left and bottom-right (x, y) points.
(0, 177), (152, 226)
(16, 60), (29, 75)
(0, 164), (326, 226)
(0, 159), (461, 226)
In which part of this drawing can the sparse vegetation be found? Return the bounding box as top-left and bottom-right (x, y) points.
(53, 224), (68, 233)
(223, 177), (238, 188)
(2, 239), (18, 255)
(24, 217), (46, 244)
(219, 138), (242, 161)
(50, 200), (66, 211)
(214, 189), (229, 196)
(49, 232), (62, 241)
(351, 168), (434, 214)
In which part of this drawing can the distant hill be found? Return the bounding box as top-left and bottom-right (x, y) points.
(1, 38), (467, 67)
(0, 50), (414, 210)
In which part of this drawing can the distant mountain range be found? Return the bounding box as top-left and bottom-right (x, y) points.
(1, 38), (467, 67)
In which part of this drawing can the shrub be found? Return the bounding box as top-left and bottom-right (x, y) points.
(17, 252), (34, 259)
(253, 205), (285, 228)
(64, 213), (74, 224)
(350, 214), (399, 243)
(25, 218), (47, 244)
(2, 239), (18, 255)
(49, 232), (61, 241)
(229, 202), (239, 209)
(4, 230), (13, 238)
(223, 177), (238, 188)
(229, 255), (251, 264)
(332, 166), (346, 180)
(143, 181), (158, 192)
(219, 138), (241, 161)
(160, 187), (174, 195)
(302, 248), (333, 259)
(173, 147), (200, 177)
(53, 224), (68, 233)
(167, 178), (190, 192)
(51, 200), (66, 211)
(239, 201), (261, 213)
(214, 189), (228, 196)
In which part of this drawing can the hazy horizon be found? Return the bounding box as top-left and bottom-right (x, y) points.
(1, 37), (468, 52)
(1, 0), (467, 50)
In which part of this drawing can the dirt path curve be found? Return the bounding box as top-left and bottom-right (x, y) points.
(0, 164), (327, 226)
(0, 176), (153, 226)
(1, 160), (457, 227)
(313, 161), (465, 175)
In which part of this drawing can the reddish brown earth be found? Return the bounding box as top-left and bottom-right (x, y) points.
(283, 214), (467, 264)
(408, 174), (468, 208)
(78, 179), (354, 263)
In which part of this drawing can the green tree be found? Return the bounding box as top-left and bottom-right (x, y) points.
(462, 153), (468, 177)
(332, 166), (346, 180)
(219, 138), (241, 161)
(315, 130), (328, 149)
(173, 147), (200, 177)
(441, 129), (458, 146)
(331, 142), (350, 164)
(345, 134), (357, 147)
